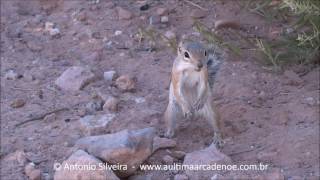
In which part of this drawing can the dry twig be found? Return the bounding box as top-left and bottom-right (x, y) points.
(15, 107), (69, 127)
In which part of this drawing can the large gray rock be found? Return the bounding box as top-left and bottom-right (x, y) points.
(183, 144), (232, 180)
(76, 127), (156, 177)
(55, 66), (95, 91)
(54, 150), (119, 180)
(79, 114), (115, 136)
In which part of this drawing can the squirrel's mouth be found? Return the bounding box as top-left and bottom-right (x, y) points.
(195, 67), (202, 72)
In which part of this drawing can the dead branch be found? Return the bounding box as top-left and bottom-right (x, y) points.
(15, 107), (69, 127)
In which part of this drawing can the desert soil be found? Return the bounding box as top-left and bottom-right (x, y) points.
(1, 0), (319, 180)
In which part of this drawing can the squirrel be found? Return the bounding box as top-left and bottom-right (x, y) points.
(164, 40), (223, 147)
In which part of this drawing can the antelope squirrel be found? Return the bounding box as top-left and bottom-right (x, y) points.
(164, 40), (223, 147)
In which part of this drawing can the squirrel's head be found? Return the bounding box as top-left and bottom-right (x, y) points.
(177, 41), (208, 72)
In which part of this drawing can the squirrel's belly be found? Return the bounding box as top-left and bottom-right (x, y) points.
(184, 79), (202, 104)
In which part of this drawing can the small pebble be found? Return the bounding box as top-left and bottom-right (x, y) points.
(114, 30), (122, 36)
(103, 71), (117, 81)
(43, 113), (56, 122)
(5, 70), (19, 80)
(10, 99), (26, 108)
(160, 16), (169, 23)
(49, 28), (60, 37)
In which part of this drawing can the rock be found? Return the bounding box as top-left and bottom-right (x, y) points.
(85, 100), (104, 114)
(183, 144), (232, 179)
(103, 96), (120, 112)
(75, 127), (155, 177)
(10, 99), (26, 108)
(114, 30), (122, 36)
(103, 71), (117, 81)
(44, 22), (60, 37)
(54, 150), (119, 180)
(284, 70), (303, 86)
(164, 30), (176, 39)
(25, 163), (41, 180)
(174, 174), (189, 180)
(162, 155), (174, 164)
(115, 75), (136, 92)
(5, 70), (19, 80)
(156, 7), (168, 16)
(160, 16), (169, 23)
(43, 113), (56, 122)
(116, 7), (133, 20)
(190, 9), (207, 18)
(79, 114), (115, 136)
(152, 137), (177, 153)
(55, 66), (95, 91)
(214, 19), (240, 30)
(77, 11), (87, 22)
(170, 151), (186, 160)
(44, 22), (54, 31)
(49, 28), (60, 37)
(149, 15), (161, 25)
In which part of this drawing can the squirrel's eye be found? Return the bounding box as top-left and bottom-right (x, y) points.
(204, 51), (207, 56)
(184, 52), (190, 59)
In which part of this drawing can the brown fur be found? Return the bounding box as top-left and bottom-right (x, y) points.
(164, 41), (223, 147)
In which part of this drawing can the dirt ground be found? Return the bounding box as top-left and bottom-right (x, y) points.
(1, 0), (319, 180)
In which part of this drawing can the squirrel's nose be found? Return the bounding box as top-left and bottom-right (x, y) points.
(197, 63), (203, 69)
